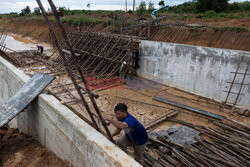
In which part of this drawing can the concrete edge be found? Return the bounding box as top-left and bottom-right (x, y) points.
(38, 94), (141, 167)
(140, 39), (250, 55)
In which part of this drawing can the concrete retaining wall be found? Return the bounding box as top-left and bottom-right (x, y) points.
(0, 56), (141, 167)
(138, 40), (250, 108)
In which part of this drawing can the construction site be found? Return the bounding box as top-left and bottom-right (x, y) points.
(0, 0), (250, 167)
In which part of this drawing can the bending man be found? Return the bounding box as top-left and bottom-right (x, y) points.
(104, 103), (148, 164)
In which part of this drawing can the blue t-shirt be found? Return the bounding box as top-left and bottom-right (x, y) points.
(122, 113), (148, 145)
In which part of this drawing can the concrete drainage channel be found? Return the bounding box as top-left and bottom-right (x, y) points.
(138, 40), (250, 110)
(0, 56), (141, 167)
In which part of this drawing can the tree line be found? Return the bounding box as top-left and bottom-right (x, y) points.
(167, 0), (250, 13)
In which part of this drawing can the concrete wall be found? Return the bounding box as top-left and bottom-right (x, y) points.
(138, 40), (250, 108)
(0, 56), (141, 167)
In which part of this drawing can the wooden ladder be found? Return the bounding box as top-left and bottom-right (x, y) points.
(224, 56), (250, 113)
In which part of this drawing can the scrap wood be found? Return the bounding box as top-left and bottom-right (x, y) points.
(114, 96), (174, 109)
(144, 151), (164, 167)
(0, 49), (21, 66)
(213, 121), (250, 139)
(147, 117), (250, 166)
(153, 96), (224, 120)
(145, 110), (178, 130)
(225, 117), (250, 132)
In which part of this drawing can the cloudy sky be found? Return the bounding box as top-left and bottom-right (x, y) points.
(0, 0), (248, 14)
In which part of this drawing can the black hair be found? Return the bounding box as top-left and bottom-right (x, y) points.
(114, 103), (128, 113)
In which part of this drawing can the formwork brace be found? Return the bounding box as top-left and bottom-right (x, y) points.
(37, 0), (114, 142)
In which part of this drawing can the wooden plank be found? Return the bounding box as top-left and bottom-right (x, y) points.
(0, 74), (55, 127)
(145, 110), (178, 130)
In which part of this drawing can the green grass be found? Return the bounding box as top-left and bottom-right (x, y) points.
(61, 15), (103, 25)
(209, 25), (248, 32)
(198, 10), (250, 19)
(0, 13), (19, 18)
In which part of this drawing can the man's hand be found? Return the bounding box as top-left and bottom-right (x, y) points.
(103, 114), (128, 129)
(103, 114), (113, 122)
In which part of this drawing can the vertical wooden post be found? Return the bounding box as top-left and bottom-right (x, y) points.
(47, 0), (114, 142)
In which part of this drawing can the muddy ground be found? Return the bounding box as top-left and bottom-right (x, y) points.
(0, 126), (71, 167)
(19, 62), (250, 134)
(5, 31), (247, 137)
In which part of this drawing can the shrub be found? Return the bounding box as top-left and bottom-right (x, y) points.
(204, 10), (216, 17)
(136, 1), (147, 16)
(148, 1), (155, 12)
(34, 7), (41, 15)
(20, 6), (31, 16)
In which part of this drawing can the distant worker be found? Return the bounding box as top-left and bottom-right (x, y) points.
(36, 45), (44, 55)
(104, 103), (148, 164)
(133, 50), (140, 69)
(119, 61), (126, 79)
(78, 21), (83, 32)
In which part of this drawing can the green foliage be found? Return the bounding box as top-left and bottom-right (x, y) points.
(127, 10), (133, 14)
(159, 0), (165, 7)
(168, 1), (196, 13)
(228, 2), (240, 11)
(209, 25), (248, 32)
(226, 26), (248, 32)
(61, 16), (102, 25)
(228, 1), (250, 11)
(204, 10), (216, 17)
(168, 1), (249, 15)
(20, 6), (31, 16)
(136, 1), (147, 16)
(199, 11), (249, 19)
(196, 0), (229, 13)
(58, 7), (67, 13)
(0, 13), (19, 18)
(34, 7), (41, 15)
(148, 1), (155, 12)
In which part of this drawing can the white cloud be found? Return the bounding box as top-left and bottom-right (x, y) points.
(0, 0), (247, 14)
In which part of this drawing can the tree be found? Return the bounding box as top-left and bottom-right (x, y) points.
(159, 0), (165, 7)
(34, 7), (41, 15)
(20, 6), (31, 15)
(58, 7), (67, 13)
(228, 2), (240, 11)
(196, 0), (229, 13)
(148, 1), (155, 12)
(136, 1), (147, 16)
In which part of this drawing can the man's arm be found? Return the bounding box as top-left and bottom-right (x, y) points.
(107, 119), (128, 129)
(112, 128), (121, 137)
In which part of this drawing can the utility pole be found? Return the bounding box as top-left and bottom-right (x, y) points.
(125, 0), (127, 12)
(133, 0), (135, 12)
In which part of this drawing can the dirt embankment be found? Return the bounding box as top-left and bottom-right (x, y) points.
(0, 126), (71, 167)
(0, 17), (250, 51)
(150, 25), (250, 51)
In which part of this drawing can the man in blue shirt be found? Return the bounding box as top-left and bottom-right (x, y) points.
(104, 103), (148, 164)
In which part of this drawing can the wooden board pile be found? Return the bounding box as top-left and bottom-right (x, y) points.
(144, 118), (250, 167)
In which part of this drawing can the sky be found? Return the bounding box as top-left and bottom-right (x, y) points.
(0, 0), (248, 14)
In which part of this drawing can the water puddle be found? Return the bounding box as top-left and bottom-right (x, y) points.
(3, 34), (51, 52)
